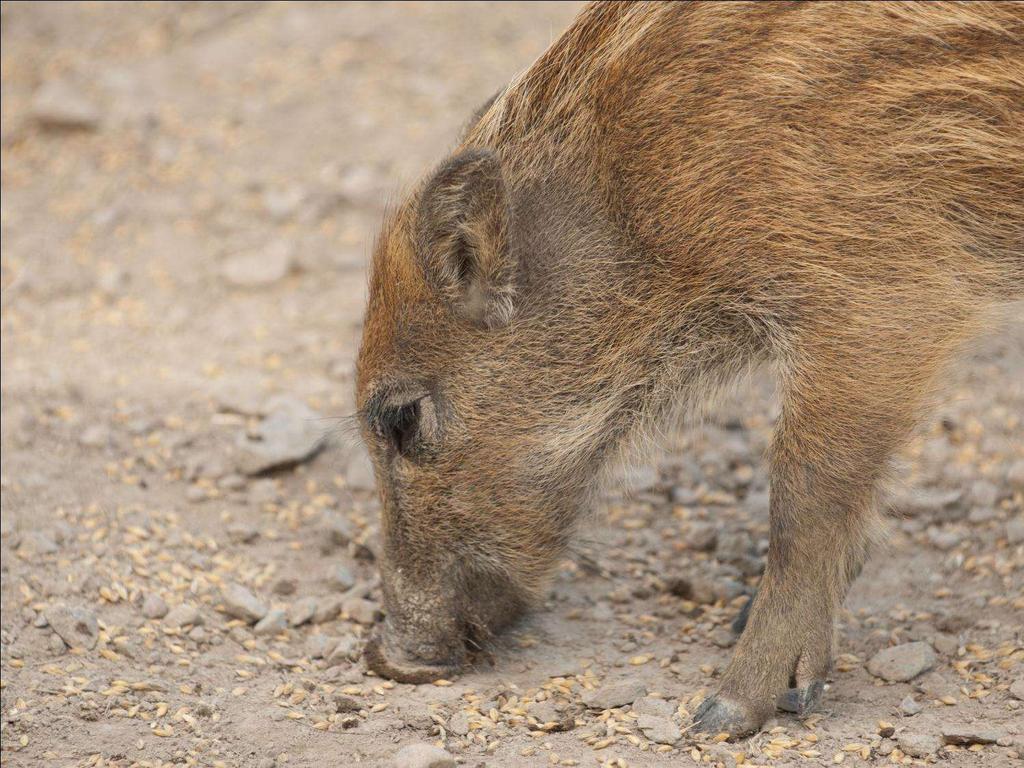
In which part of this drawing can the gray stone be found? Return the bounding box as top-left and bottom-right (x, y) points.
(448, 710), (470, 735)
(892, 488), (962, 517)
(898, 733), (941, 758)
(313, 595), (343, 624)
(636, 714), (681, 745)
(327, 563), (357, 591)
(306, 634), (336, 659)
(927, 527), (963, 551)
(253, 609), (288, 637)
(684, 522), (717, 551)
(969, 479), (999, 508)
(632, 697), (675, 717)
(1010, 678), (1024, 701)
(326, 634), (360, 664)
(273, 578), (297, 596)
(220, 583), (268, 623)
(142, 593), (169, 619)
(18, 532), (59, 558)
(163, 603), (203, 629)
(900, 695), (923, 716)
(221, 239), (294, 287)
(323, 513), (356, 547)
(581, 679), (647, 710)
(288, 597), (318, 627)
(867, 642), (937, 682)
(716, 530), (754, 561)
(30, 79), (100, 130)
(343, 597), (379, 625)
(227, 523), (260, 544)
(235, 397), (325, 475)
(45, 604), (98, 650)
(392, 743), (455, 768)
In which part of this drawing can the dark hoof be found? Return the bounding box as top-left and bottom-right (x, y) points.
(777, 680), (826, 716)
(691, 694), (760, 738)
(363, 631), (458, 684)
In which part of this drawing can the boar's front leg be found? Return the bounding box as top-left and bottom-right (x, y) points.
(693, 349), (936, 737)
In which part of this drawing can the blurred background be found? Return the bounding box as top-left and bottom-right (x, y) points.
(2, 3), (1022, 767)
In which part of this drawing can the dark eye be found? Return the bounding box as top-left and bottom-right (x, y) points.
(381, 400), (420, 456)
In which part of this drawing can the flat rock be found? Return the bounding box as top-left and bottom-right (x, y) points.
(343, 597), (379, 625)
(581, 679), (647, 710)
(253, 609), (288, 637)
(327, 563), (357, 591)
(892, 488), (962, 517)
(392, 743), (455, 768)
(942, 728), (1001, 746)
(235, 396), (325, 475)
(637, 714), (681, 745)
(1010, 678), (1024, 701)
(867, 642), (937, 682)
(683, 522), (717, 551)
(227, 522), (260, 544)
(220, 583), (268, 623)
(326, 635), (360, 664)
(323, 513), (356, 547)
(448, 710), (470, 736)
(313, 595), (343, 624)
(288, 597), (318, 627)
(164, 603), (203, 629)
(632, 696), (676, 717)
(31, 79), (100, 130)
(898, 733), (941, 758)
(45, 604), (98, 650)
(221, 239), (294, 288)
(306, 634), (337, 659)
(899, 695), (923, 716)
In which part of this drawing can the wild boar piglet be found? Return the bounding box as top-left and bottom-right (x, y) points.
(355, 0), (1024, 737)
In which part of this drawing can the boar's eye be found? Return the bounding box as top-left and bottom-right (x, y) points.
(381, 400), (421, 456)
(368, 391), (437, 460)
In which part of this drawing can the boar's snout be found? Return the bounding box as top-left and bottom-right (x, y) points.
(364, 559), (526, 683)
(364, 571), (465, 683)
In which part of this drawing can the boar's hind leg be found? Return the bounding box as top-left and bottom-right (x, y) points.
(693, 342), (948, 737)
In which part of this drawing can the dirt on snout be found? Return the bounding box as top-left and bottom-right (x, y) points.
(1, 2), (1022, 767)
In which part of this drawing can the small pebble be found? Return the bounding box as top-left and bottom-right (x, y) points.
(392, 743), (455, 768)
(220, 583), (268, 623)
(164, 603), (203, 629)
(253, 609), (288, 637)
(142, 593), (169, 620)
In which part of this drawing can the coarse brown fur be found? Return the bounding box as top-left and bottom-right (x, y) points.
(355, 1), (1024, 737)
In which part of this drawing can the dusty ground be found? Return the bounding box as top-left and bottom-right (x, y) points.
(1, 3), (1023, 767)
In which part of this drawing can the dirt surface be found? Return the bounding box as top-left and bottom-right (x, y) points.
(2, 3), (1023, 767)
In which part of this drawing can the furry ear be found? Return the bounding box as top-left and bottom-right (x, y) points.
(416, 149), (515, 328)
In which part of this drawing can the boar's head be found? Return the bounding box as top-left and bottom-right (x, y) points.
(356, 147), (626, 681)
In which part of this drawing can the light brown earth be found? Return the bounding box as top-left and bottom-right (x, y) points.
(1, 3), (1022, 767)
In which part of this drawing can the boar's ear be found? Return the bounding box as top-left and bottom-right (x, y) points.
(416, 148), (514, 328)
